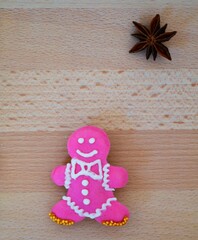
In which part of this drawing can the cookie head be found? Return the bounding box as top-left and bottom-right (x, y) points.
(67, 126), (110, 162)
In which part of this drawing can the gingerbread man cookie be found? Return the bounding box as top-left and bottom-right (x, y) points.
(49, 126), (129, 226)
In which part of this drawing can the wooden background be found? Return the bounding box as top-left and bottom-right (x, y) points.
(0, 1), (198, 240)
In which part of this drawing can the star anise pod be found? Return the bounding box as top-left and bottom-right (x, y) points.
(129, 14), (177, 61)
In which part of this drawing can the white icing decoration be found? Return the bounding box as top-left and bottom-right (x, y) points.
(64, 163), (71, 189)
(76, 149), (98, 158)
(102, 164), (115, 191)
(62, 196), (117, 219)
(89, 138), (95, 144)
(81, 189), (88, 196)
(83, 199), (90, 205)
(82, 179), (89, 186)
(78, 138), (84, 144)
(71, 158), (103, 180)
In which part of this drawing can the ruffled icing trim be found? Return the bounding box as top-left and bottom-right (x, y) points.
(62, 196), (117, 219)
(64, 163), (71, 189)
(102, 164), (115, 191)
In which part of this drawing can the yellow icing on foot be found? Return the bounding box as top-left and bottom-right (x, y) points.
(102, 216), (128, 226)
(49, 212), (74, 226)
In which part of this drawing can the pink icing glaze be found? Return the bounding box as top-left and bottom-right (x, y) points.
(50, 126), (130, 225)
(51, 166), (65, 186)
(108, 166), (128, 189)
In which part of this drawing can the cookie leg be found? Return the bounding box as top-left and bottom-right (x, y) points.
(95, 201), (130, 226)
(49, 200), (85, 225)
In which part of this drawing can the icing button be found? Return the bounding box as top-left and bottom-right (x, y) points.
(81, 189), (88, 196)
(82, 179), (89, 186)
(83, 199), (90, 205)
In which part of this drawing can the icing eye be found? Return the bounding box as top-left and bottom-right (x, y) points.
(78, 138), (84, 144)
(89, 138), (95, 144)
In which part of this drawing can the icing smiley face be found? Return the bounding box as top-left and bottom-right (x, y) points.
(76, 137), (98, 158)
(67, 126), (110, 163)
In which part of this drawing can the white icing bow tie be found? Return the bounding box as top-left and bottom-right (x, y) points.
(71, 158), (103, 180)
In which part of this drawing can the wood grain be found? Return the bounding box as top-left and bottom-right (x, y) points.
(1, 70), (198, 132)
(0, 130), (198, 240)
(0, 0), (197, 8)
(1, 191), (197, 240)
(0, 8), (198, 70)
(1, 130), (198, 192)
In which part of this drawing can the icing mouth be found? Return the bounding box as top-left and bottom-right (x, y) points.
(76, 149), (98, 158)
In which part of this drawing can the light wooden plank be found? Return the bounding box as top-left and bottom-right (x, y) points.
(0, 8), (197, 70)
(1, 70), (197, 132)
(0, 191), (197, 239)
(0, 0), (197, 8)
(1, 130), (197, 192)
(1, 130), (198, 239)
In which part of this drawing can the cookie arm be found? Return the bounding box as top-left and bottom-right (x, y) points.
(108, 166), (128, 189)
(51, 165), (66, 186)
